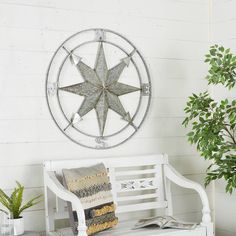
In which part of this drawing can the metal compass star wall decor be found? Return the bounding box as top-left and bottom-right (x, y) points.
(46, 29), (151, 149)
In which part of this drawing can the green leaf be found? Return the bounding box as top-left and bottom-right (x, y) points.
(219, 46), (224, 52)
(19, 195), (43, 216)
(210, 49), (216, 56)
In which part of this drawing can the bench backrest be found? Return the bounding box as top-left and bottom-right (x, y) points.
(44, 154), (171, 218)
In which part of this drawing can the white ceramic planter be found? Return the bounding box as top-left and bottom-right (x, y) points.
(9, 217), (24, 236)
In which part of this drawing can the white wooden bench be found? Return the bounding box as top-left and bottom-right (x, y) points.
(43, 154), (214, 236)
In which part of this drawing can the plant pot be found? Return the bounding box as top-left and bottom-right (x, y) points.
(9, 217), (24, 236)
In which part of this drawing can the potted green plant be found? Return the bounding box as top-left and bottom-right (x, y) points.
(183, 45), (236, 194)
(0, 181), (42, 235)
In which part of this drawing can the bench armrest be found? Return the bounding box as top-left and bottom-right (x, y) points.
(164, 164), (211, 225)
(45, 171), (87, 235)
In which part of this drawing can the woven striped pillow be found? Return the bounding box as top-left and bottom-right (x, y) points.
(62, 163), (118, 235)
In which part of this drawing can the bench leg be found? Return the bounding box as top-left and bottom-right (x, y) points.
(45, 186), (55, 232)
(201, 222), (214, 236)
(77, 226), (87, 236)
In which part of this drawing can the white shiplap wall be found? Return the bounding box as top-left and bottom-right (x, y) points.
(212, 1), (236, 236)
(0, 0), (212, 233)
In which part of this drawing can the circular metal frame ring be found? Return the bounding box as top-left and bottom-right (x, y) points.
(46, 28), (151, 149)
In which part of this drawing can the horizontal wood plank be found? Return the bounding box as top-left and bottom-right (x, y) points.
(0, 137), (198, 166)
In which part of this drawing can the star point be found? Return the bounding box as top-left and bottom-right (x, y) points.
(121, 49), (137, 67)
(70, 54), (81, 66)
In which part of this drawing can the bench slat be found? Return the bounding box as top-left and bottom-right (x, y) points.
(115, 169), (156, 176)
(116, 201), (168, 213)
(117, 193), (158, 202)
(44, 154), (168, 171)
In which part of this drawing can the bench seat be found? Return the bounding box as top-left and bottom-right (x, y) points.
(55, 221), (207, 236)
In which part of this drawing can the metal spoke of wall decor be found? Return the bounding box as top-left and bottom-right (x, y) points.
(46, 28), (151, 149)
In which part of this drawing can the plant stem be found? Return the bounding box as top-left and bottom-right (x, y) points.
(224, 126), (236, 144)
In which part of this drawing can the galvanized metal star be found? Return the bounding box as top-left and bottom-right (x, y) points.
(60, 43), (140, 136)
